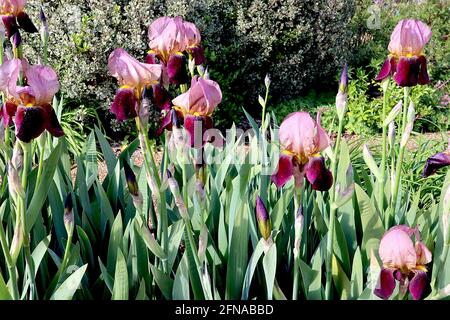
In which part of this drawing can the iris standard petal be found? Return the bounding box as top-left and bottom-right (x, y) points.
(271, 153), (294, 188)
(24, 64), (60, 105)
(374, 268), (396, 300)
(415, 241), (432, 265)
(379, 227), (417, 270)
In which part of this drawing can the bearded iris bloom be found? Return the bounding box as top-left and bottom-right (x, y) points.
(171, 76), (222, 147)
(374, 225), (432, 300)
(0, 0), (37, 38)
(271, 112), (332, 191)
(422, 142), (450, 177)
(0, 58), (64, 142)
(147, 16), (205, 85)
(108, 48), (162, 122)
(376, 19), (432, 87)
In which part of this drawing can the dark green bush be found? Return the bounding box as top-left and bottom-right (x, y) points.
(23, 0), (355, 132)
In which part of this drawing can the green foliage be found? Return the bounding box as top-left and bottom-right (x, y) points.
(23, 0), (355, 130)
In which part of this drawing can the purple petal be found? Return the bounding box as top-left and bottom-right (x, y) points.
(41, 104), (64, 138)
(256, 196), (271, 240)
(376, 57), (393, 81)
(152, 83), (172, 111)
(305, 156), (333, 191)
(374, 268), (396, 300)
(15, 105), (47, 143)
(187, 46), (205, 65)
(110, 87), (138, 122)
(409, 271), (429, 300)
(157, 109), (174, 136)
(145, 52), (157, 65)
(1, 15), (19, 38)
(271, 153), (294, 188)
(183, 114), (213, 148)
(1, 102), (18, 126)
(417, 56), (430, 85)
(394, 57), (420, 87)
(422, 151), (450, 177)
(16, 12), (38, 34)
(167, 53), (188, 85)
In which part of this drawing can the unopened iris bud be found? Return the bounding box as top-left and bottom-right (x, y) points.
(198, 224), (208, 264)
(11, 142), (23, 172)
(64, 193), (74, 235)
(336, 63), (348, 121)
(167, 170), (189, 220)
(338, 63), (348, 93)
(40, 7), (47, 24)
(203, 67), (210, 80)
(8, 161), (24, 199)
(255, 196), (272, 241)
(264, 74), (271, 89)
(123, 160), (139, 197)
(407, 101), (415, 123)
(388, 121), (396, 149)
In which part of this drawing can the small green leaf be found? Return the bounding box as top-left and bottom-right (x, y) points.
(51, 264), (87, 300)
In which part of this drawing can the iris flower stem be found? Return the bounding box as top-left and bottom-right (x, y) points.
(19, 142), (37, 299)
(379, 85), (389, 220)
(60, 230), (73, 277)
(0, 221), (19, 300)
(292, 189), (302, 300)
(35, 137), (47, 187)
(391, 87), (410, 215)
(325, 116), (344, 300)
(135, 117), (168, 273)
(261, 85), (270, 131)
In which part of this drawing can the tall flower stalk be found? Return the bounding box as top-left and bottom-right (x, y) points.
(324, 65), (348, 300)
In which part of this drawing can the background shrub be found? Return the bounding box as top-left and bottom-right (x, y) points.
(22, 0), (448, 137)
(22, 0), (354, 135)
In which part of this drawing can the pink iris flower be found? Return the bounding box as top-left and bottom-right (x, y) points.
(108, 48), (162, 122)
(147, 16), (205, 85)
(271, 112), (333, 191)
(0, 0), (37, 38)
(0, 58), (64, 142)
(374, 225), (432, 300)
(170, 76), (222, 147)
(376, 19), (432, 87)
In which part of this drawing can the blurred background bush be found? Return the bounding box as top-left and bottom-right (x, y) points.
(22, 0), (449, 139)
